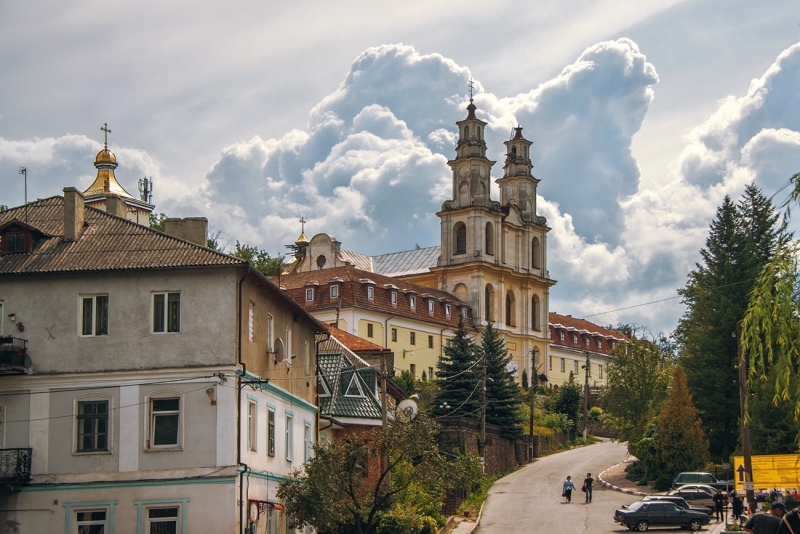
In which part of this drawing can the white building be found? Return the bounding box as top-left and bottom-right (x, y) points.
(0, 157), (326, 533)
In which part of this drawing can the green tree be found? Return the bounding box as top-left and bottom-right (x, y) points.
(433, 317), (480, 418)
(652, 366), (710, 490)
(393, 371), (415, 397)
(481, 323), (524, 437)
(601, 338), (671, 447)
(149, 212), (167, 232)
(552, 376), (582, 436)
(748, 367), (800, 455)
(277, 415), (477, 534)
(676, 185), (787, 460)
(232, 241), (284, 276)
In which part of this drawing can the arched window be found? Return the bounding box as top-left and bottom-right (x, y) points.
(531, 295), (540, 330)
(454, 223), (467, 255)
(485, 222), (494, 255)
(505, 291), (516, 327)
(484, 284), (494, 322)
(511, 146), (517, 156)
(531, 237), (541, 269)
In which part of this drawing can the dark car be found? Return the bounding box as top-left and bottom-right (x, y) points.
(672, 472), (734, 491)
(640, 495), (713, 516)
(614, 501), (710, 531)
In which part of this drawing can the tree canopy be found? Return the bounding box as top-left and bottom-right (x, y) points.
(481, 323), (524, 437)
(433, 317), (481, 419)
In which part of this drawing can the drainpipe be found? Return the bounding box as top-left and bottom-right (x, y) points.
(237, 265), (251, 534)
(315, 332), (331, 442)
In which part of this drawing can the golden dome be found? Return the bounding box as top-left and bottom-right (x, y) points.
(295, 232), (309, 245)
(95, 148), (117, 164)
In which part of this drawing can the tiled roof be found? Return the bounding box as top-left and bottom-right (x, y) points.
(273, 265), (473, 328)
(0, 197), (243, 274)
(548, 312), (628, 356)
(326, 325), (391, 355)
(317, 352), (382, 420)
(372, 246), (440, 277)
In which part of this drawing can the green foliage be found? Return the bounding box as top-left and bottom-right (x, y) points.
(589, 406), (603, 421)
(552, 377), (582, 436)
(652, 366), (710, 490)
(0, 205), (7, 212)
(232, 240), (284, 276)
(678, 184), (788, 459)
(521, 369), (529, 390)
(149, 212), (167, 232)
(433, 317), (481, 419)
(394, 371), (416, 397)
(278, 415), (477, 534)
(420, 370), (427, 381)
(600, 338), (671, 448)
(541, 413), (572, 433)
(481, 323), (525, 438)
(747, 366), (800, 454)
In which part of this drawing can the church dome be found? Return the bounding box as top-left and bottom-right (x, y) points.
(295, 231), (310, 245)
(95, 148), (117, 165)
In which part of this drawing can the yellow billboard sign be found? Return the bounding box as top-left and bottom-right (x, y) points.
(733, 455), (800, 490)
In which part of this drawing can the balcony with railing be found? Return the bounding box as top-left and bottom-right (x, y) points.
(0, 448), (32, 489)
(0, 337), (30, 374)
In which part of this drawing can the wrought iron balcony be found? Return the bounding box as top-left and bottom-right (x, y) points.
(0, 337), (30, 374)
(0, 448), (32, 485)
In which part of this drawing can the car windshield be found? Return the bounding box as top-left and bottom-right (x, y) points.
(626, 502), (646, 511)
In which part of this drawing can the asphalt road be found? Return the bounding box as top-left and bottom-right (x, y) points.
(478, 440), (648, 534)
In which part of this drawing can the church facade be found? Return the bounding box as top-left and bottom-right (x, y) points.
(285, 100), (555, 384)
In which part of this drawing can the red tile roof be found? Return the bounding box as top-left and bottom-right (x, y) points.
(548, 312), (628, 356)
(326, 325), (391, 354)
(272, 266), (474, 329)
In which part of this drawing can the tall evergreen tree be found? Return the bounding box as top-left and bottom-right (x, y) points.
(433, 317), (481, 418)
(676, 185), (788, 460)
(481, 323), (524, 437)
(653, 366), (710, 490)
(552, 376), (583, 437)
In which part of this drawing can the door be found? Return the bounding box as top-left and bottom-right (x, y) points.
(646, 503), (665, 525)
(662, 503), (685, 526)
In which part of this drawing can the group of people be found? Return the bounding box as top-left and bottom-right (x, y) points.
(561, 473), (594, 503)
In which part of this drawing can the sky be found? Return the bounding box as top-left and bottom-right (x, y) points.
(2, 0), (800, 334)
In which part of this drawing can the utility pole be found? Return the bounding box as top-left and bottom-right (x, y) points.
(583, 350), (590, 444)
(479, 355), (487, 471)
(529, 347), (540, 460)
(737, 321), (755, 512)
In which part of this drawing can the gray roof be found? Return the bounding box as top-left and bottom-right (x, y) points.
(338, 249), (374, 271)
(318, 353), (382, 420)
(371, 246), (440, 277)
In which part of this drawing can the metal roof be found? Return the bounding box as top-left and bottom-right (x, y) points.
(371, 246), (440, 277)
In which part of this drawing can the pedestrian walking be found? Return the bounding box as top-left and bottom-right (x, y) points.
(583, 473), (594, 503)
(745, 501), (785, 534)
(562, 476), (576, 503)
(714, 489), (728, 522)
(732, 493), (744, 521)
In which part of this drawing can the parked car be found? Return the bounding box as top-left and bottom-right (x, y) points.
(640, 495), (713, 516)
(672, 472), (735, 491)
(614, 500), (710, 531)
(668, 485), (717, 512)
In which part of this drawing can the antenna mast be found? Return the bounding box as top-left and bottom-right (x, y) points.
(19, 167), (28, 247)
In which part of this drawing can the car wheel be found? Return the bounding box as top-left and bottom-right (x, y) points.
(689, 519), (702, 531)
(635, 520), (649, 532)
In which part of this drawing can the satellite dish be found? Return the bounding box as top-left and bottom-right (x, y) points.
(274, 338), (284, 363)
(396, 399), (418, 423)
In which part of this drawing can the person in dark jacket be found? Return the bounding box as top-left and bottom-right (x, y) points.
(714, 490), (728, 521)
(583, 473), (594, 503)
(776, 504), (800, 534)
(746, 502), (786, 534)
(732, 493), (744, 521)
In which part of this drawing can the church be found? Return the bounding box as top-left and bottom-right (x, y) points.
(282, 98), (556, 384)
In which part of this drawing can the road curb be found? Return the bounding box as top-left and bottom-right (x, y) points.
(598, 460), (648, 497)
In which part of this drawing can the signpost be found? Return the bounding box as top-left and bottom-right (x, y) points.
(733, 455), (800, 490)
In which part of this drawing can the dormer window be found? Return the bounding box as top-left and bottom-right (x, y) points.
(391, 291), (397, 305)
(306, 288), (314, 302)
(330, 285), (339, 299)
(597, 339), (602, 349)
(559, 332), (565, 342)
(585, 337), (590, 347)
(446, 304), (451, 317)
(409, 296), (416, 309)
(5, 233), (24, 253)
(461, 308), (468, 319)
(427, 300), (434, 314)
(0, 221), (41, 255)
(573, 334), (578, 344)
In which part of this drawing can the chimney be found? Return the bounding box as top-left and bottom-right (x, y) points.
(63, 187), (85, 241)
(164, 217), (208, 247)
(105, 194), (128, 218)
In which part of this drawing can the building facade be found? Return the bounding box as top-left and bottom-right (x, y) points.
(0, 151), (326, 533)
(547, 312), (628, 388)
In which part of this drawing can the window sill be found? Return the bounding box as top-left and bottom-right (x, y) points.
(144, 446), (183, 453)
(73, 450), (113, 456)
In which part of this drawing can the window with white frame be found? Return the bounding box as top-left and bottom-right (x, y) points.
(247, 400), (257, 451)
(573, 361), (578, 374)
(75, 509), (109, 533)
(268, 315), (274, 352)
(146, 506), (180, 534)
(559, 331), (565, 342)
(585, 337), (590, 347)
(306, 288), (314, 302)
(149, 396), (180, 449)
(268, 407), (276, 456)
(461, 308), (468, 319)
(572, 334), (578, 344)
(285, 328), (292, 366)
(304, 422), (313, 462)
(248, 302), (255, 342)
(409, 295), (416, 309)
(427, 300), (434, 313)
(367, 286), (374, 300)
(560, 358), (565, 373)
(391, 291), (397, 305)
(80, 295), (109, 336)
(391, 328), (397, 342)
(285, 413), (294, 461)
(330, 285), (339, 299)
(153, 292), (180, 333)
(445, 304), (451, 317)
(596, 339), (601, 349)
(77, 399), (109, 452)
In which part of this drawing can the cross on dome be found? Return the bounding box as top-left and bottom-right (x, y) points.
(101, 123), (112, 149)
